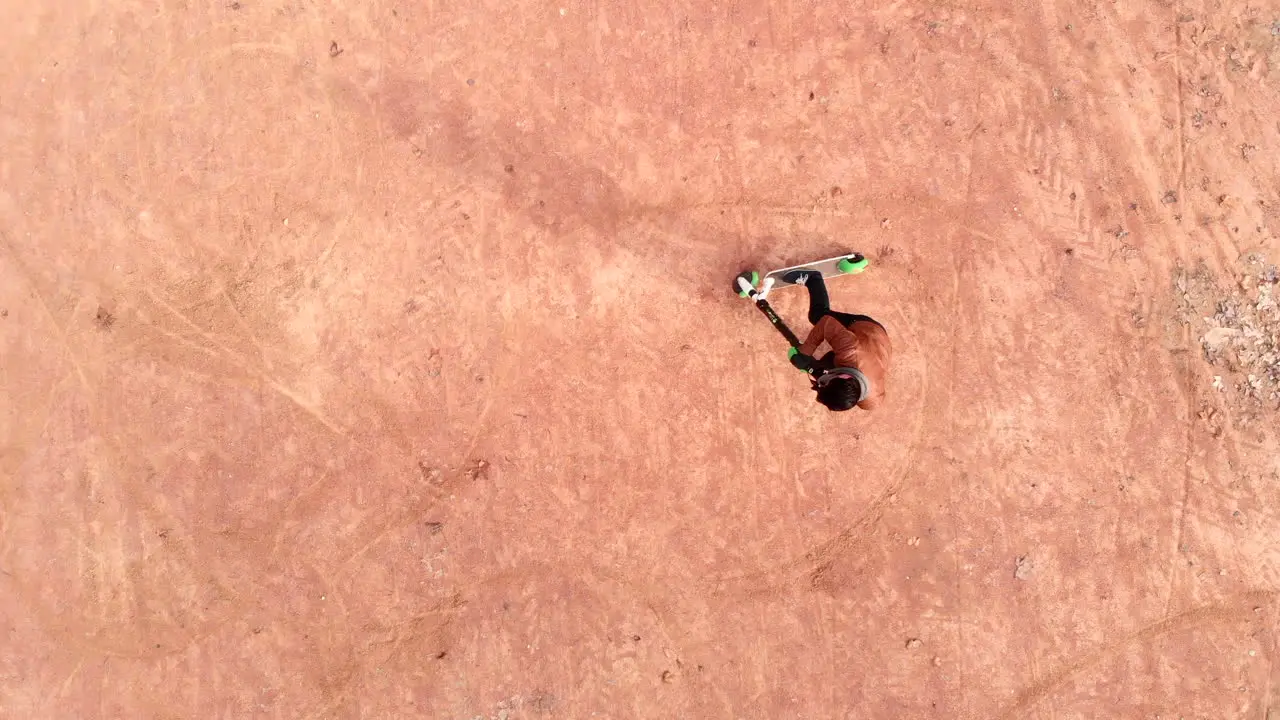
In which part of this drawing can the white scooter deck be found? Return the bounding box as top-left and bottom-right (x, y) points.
(735, 253), (867, 300)
(765, 253), (867, 288)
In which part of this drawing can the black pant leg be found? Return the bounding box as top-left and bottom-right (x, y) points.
(806, 274), (832, 325)
(824, 311), (861, 327)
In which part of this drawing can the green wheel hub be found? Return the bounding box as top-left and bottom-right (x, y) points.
(735, 270), (760, 297)
(837, 254), (869, 274)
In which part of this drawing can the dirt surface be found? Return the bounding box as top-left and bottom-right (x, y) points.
(3, 0), (1280, 718)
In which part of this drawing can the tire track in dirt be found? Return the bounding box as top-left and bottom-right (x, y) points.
(994, 2), (1210, 709)
(997, 591), (1275, 719)
(941, 220), (986, 714)
(0, 236), (253, 660)
(6, 224), (500, 665)
(1006, 0), (1217, 641)
(297, 592), (469, 720)
(300, 557), (686, 718)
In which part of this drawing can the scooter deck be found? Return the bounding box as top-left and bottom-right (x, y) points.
(764, 253), (867, 289)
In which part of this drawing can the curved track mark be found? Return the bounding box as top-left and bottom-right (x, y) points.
(998, 591), (1275, 719)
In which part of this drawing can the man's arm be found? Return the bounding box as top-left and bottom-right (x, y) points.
(798, 315), (843, 357)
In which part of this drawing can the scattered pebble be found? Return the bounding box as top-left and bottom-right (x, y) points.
(1014, 555), (1033, 580)
(1180, 257), (1280, 403)
(465, 459), (489, 481)
(905, 638), (923, 650)
(418, 462), (444, 484)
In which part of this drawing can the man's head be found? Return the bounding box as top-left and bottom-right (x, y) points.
(812, 369), (866, 412)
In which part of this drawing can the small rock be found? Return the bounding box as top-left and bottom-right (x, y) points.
(932, 656), (942, 667)
(417, 461), (444, 484)
(1202, 326), (1240, 349)
(465, 459), (489, 481)
(1014, 555), (1033, 580)
(1162, 190), (1178, 205)
(905, 638), (923, 650)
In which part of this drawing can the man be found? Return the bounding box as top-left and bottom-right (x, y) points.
(784, 271), (892, 412)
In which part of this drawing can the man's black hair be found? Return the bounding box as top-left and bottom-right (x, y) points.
(815, 377), (860, 411)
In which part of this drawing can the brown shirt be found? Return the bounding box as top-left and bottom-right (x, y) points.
(798, 315), (892, 410)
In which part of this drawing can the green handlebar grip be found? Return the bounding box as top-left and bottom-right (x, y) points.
(787, 347), (798, 358)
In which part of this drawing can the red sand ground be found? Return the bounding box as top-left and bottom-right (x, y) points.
(3, 1), (1280, 718)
